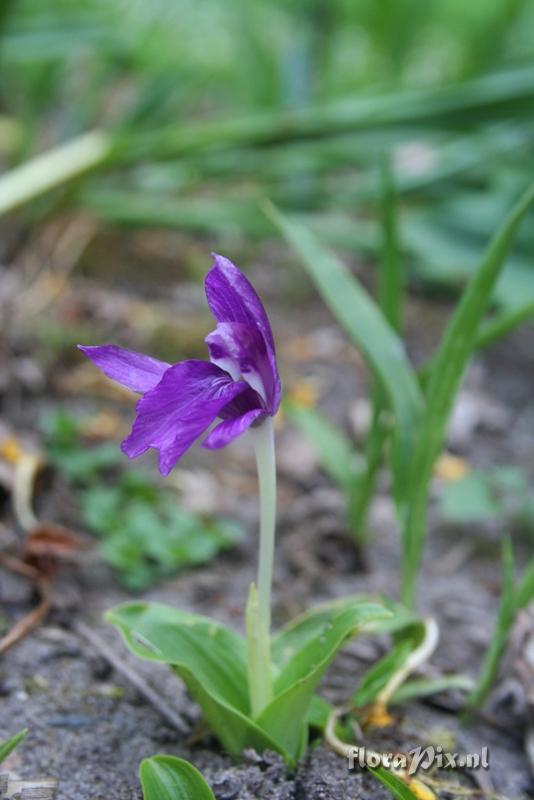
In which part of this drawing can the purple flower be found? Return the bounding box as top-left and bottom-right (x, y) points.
(78, 254), (281, 476)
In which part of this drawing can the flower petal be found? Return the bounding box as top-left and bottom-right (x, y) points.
(205, 254), (276, 353)
(219, 386), (264, 419)
(121, 360), (249, 475)
(78, 344), (170, 394)
(203, 409), (264, 450)
(206, 322), (280, 412)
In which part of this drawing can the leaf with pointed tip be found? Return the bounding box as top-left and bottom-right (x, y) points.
(353, 639), (414, 708)
(107, 602), (288, 760)
(0, 729), (28, 765)
(265, 203), (422, 494)
(369, 767), (419, 800)
(108, 597), (389, 765)
(516, 557), (534, 610)
(402, 181), (534, 606)
(140, 755), (215, 800)
(260, 600), (390, 759)
(391, 674), (473, 705)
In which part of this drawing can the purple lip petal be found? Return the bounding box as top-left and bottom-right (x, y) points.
(121, 360), (249, 476)
(218, 386), (265, 419)
(205, 321), (279, 412)
(78, 344), (170, 394)
(205, 254), (276, 354)
(203, 408), (264, 450)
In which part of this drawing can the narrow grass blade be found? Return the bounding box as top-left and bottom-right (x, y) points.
(265, 202), (422, 483)
(351, 156), (404, 535)
(0, 729), (28, 764)
(401, 180), (534, 607)
(0, 131), (109, 216)
(476, 301), (534, 350)
(465, 539), (515, 711)
(515, 557), (534, 610)
(391, 674), (473, 705)
(117, 66), (534, 162)
(284, 400), (361, 490)
(378, 156), (403, 333)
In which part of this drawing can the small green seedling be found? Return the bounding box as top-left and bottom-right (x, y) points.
(140, 755), (215, 800)
(42, 410), (242, 589)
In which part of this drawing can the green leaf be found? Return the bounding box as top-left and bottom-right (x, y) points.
(82, 467), (243, 588)
(439, 472), (500, 523)
(378, 155), (403, 334)
(0, 729), (28, 765)
(347, 156), (404, 541)
(515, 557), (534, 611)
(108, 597), (389, 765)
(49, 442), (121, 483)
(402, 181), (534, 607)
(271, 595), (383, 671)
(260, 601), (389, 760)
(476, 301), (534, 351)
(492, 466), (528, 495)
(306, 695), (333, 731)
(140, 755), (215, 800)
(266, 203), (422, 491)
(82, 486), (121, 534)
(369, 767), (419, 800)
(465, 539), (516, 710)
(391, 674), (474, 705)
(353, 639), (414, 708)
(284, 400), (361, 490)
(107, 602), (248, 711)
(107, 602), (289, 761)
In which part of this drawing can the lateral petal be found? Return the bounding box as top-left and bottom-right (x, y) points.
(78, 344), (170, 394)
(121, 360), (248, 475)
(203, 409), (264, 450)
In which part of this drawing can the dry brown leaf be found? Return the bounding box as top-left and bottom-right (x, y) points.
(24, 523), (86, 562)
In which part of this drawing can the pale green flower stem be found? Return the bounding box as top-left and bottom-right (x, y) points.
(246, 416), (276, 718)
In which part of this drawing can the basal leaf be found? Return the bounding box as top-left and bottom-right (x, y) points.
(107, 602), (290, 761)
(140, 755), (215, 800)
(107, 602), (249, 713)
(260, 600), (389, 760)
(272, 595), (370, 671)
(0, 729), (28, 765)
(272, 594), (413, 673)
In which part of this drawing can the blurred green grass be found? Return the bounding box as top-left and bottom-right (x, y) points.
(1, 0), (534, 309)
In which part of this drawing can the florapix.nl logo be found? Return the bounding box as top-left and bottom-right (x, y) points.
(347, 744), (490, 775)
